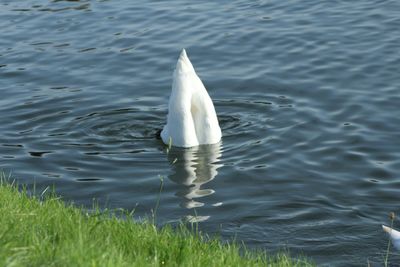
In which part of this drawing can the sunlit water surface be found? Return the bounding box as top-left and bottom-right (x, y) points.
(1, 1), (400, 265)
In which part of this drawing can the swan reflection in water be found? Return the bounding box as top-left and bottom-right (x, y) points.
(167, 143), (223, 222)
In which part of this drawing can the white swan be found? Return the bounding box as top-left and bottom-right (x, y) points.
(382, 225), (400, 250)
(161, 49), (222, 148)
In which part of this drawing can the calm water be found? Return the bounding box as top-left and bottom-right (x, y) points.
(1, 0), (400, 265)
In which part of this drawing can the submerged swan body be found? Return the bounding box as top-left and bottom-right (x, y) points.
(161, 49), (221, 148)
(382, 225), (400, 250)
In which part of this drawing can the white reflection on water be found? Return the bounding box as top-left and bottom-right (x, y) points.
(167, 143), (223, 222)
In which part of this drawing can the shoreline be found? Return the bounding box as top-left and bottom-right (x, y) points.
(0, 178), (313, 266)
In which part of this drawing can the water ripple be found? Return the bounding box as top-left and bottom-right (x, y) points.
(1, 0), (400, 265)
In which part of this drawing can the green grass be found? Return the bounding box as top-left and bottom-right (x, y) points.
(0, 178), (313, 267)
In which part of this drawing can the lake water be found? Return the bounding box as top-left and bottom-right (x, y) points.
(1, 0), (400, 265)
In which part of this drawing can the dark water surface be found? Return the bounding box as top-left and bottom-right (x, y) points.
(1, 0), (400, 265)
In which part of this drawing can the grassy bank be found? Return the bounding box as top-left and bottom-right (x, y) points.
(0, 179), (313, 266)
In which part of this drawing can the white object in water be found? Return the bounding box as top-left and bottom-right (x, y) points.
(161, 49), (221, 148)
(382, 225), (400, 250)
